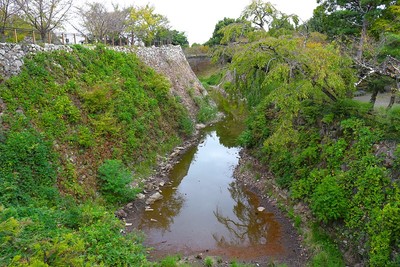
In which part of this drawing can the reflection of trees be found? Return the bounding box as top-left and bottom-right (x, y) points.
(139, 145), (198, 232)
(169, 145), (198, 187)
(214, 117), (245, 148)
(213, 93), (247, 148)
(213, 181), (281, 248)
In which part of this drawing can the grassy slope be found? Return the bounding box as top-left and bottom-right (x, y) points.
(0, 45), (193, 266)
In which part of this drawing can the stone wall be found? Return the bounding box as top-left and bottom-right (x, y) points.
(0, 43), (205, 118)
(186, 54), (212, 76)
(0, 43), (72, 79)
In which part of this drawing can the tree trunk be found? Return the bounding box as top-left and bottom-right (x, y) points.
(369, 88), (379, 107)
(40, 30), (46, 42)
(387, 95), (396, 110)
(357, 17), (368, 61)
(387, 86), (398, 110)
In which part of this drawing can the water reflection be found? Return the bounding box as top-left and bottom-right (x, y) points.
(212, 182), (282, 249)
(137, 108), (285, 260)
(138, 146), (198, 232)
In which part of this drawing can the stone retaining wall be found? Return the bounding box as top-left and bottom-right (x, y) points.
(0, 43), (205, 117)
(0, 43), (72, 78)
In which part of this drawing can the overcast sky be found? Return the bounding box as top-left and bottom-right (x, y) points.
(98, 0), (318, 45)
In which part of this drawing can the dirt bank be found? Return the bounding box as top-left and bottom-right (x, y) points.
(232, 149), (310, 266)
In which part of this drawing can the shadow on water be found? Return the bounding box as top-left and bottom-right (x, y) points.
(137, 98), (286, 260)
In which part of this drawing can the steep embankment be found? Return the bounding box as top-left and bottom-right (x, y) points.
(0, 44), (205, 266)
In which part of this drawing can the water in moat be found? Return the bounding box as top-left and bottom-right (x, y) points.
(137, 108), (286, 261)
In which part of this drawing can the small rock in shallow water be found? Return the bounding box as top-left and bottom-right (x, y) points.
(136, 193), (145, 200)
(146, 192), (163, 205)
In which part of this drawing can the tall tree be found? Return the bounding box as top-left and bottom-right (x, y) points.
(205, 17), (238, 46)
(0, 0), (19, 37)
(316, 0), (396, 60)
(16, 0), (73, 40)
(76, 2), (109, 42)
(128, 4), (169, 46)
(170, 30), (188, 47)
(241, 0), (278, 31)
(106, 5), (129, 43)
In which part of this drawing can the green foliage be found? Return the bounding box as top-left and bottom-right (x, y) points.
(170, 30), (189, 47)
(0, 202), (149, 266)
(179, 115), (194, 136)
(311, 176), (348, 223)
(0, 129), (56, 206)
(195, 96), (218, 123)
(98, 160), (139, 204)
(0, 45), (190, 265)
(309, 225), (345, 267)
(200, 72), (222, 86)
(206, 17), (240, 46)
(158, 255), (181, 267)
(204, 256), (214, 267)
(387, 106), (400, 132)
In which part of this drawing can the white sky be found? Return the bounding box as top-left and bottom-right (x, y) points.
(98, 0), (318, 45)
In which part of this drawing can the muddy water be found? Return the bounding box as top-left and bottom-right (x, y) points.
(137, 113), (286, 260)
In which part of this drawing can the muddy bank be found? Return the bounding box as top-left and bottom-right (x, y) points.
(233, 149), (310, 266)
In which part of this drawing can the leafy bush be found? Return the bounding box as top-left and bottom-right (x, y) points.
(179, 115), (194, 136)
(311, 175), (348, 223)
(0, 129), (56, 206)
(387, 105), (400, 133)
(195, 96), (218, 123)
(97, 160), (139, 204)
(76, 125), (94, 147)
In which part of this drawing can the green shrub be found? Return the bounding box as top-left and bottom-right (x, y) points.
(97, 160), (139, 204)
(311, 175), (348, 223)
(0, 129), (56, 206)
(309, 225), (345, 267)
(179, 115), (194, 136)
(387, 105), (400, 133)
(77, 125), (95, 147)
(159, 255), (180, 267)
(291, 169), (328, 199)
(195, 96), (218, 123)
(204, 256), (214, 267)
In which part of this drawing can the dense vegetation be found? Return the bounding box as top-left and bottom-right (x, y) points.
(1, 0), (399, 266)
(207, 0), (400, 266)
(0, 45), (194, 266)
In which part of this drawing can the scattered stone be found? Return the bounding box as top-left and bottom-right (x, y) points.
(125, 223), (132, 226)
(146, 192), (163, 205)
(195, 123), (206, 130)
(136, 193), (146, 200)
(159, 181), (165, 187)
(257, 207), (266, 212)
(145, 208), (154, 212)
(195, 253), (203, 259)
(150, 218), (158, 222)
(115, 209), (127, 219)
